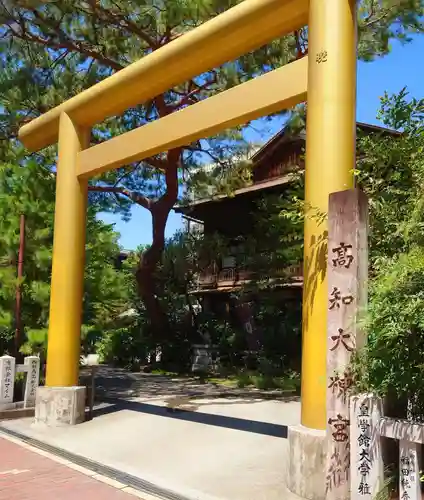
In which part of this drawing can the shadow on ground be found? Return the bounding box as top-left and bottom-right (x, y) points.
(79, 366), (300, 402)
(93, 398), (288, 438)
(79, 366), (299, 439)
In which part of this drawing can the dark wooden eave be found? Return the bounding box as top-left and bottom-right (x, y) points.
(174, 121), (401, 217)
(174, 174), (295, 216)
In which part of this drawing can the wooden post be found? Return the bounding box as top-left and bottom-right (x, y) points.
(15, 214), (25, 359)
(326, 189), (368, 499)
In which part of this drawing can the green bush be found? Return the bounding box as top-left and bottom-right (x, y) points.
(95, 327), (146, 369)
(352, 248), (424, 420)
(236, 371), (252, 388)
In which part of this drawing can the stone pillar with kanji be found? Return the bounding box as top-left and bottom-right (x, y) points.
(0, 355), (16, 408)
(325, 189), (368, 500)
(23, 356), (40, 408)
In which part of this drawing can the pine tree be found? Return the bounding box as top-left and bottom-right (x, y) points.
(0, 141), (129, 355)
(1, 0), (423, 335)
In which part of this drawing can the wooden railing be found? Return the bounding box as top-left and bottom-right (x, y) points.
(196, 261), (303, 290)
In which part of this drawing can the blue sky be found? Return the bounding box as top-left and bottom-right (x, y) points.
(99, 35), (424, 250)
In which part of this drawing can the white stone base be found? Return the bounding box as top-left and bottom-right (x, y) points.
(286, 425), (327, 500)
(34, 386), (86, 426)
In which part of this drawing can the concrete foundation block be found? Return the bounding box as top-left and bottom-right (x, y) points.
(286, 425), (327, 500)
(35, 386), (86, 426)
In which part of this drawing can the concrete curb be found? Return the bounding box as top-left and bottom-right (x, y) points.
(0, 407), (35, 420)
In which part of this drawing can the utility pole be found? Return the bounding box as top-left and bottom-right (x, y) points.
(15, 214), (25, 359)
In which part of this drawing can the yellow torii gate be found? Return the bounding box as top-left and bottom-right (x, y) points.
(19, 0), (357, 433)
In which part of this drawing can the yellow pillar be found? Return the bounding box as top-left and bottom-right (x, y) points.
(301, 0), (357, 429)
(45, 113), (90, 387)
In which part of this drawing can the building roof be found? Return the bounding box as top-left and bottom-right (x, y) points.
(250, 121), (401, 165)
(175, 121), (401, 214)
(174, 174), (294, 213)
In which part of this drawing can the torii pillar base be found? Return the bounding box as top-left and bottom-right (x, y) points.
(286, 425), (326, 500)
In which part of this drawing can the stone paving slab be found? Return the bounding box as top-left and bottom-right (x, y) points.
(0, 435), (142, 500)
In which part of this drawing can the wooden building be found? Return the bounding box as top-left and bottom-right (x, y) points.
(175, 122), (399, 293)
(174, 122), (399, 352)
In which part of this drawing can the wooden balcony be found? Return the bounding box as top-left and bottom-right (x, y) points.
(196, 262), (303, 291)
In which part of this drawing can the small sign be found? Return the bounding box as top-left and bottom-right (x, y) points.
(23, 356), (40, 408)
(399, 440), (421, 500)
(350, 394), (384, 500)
(0, 355), (16, 405)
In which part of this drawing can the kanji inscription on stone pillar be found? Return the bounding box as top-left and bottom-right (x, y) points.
(0, 355), (16, 407)
(326, 189), (368, 500)
(350, 394), (384, 499)
(399, 440), (421, 500)
(23, 356), (40, 408)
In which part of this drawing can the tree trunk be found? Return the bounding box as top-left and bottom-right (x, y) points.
(136, 206), (170, 338)
(135, 151), (180, 340)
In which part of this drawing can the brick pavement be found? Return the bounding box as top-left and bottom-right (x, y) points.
(0, 436), (141, 500)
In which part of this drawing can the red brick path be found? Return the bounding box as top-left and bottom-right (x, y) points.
(0, 437), (136, 499)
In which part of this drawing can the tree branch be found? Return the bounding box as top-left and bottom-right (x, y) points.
(88, 186), (152, 210)
(155, 94), (172, 117)
(8, 13), (124, 71)
(363, 3), (395, 28)
(174, 73), (217, 108)
(85, 0), (159, 50)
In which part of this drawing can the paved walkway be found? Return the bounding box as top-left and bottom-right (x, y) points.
(1, 371), (302, 500)
(1, 399), (301, 500)
(0, 436), (142, 500)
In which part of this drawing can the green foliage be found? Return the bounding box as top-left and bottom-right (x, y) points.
(19, 327), (48, 363)
(353, 248), (424, 419)
(0, 142), (130, 357)
(357, 0), (424, 61)
(246, 174), (305, 282)
(352, 90), (424, 419)
(96, 326), (145, 369)
(1, 0), (422, 213)
(184, 158), (255, 202)
(1, 0), (423, 377)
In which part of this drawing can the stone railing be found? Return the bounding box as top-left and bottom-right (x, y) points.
(0, 355), (40, 410)
(350, 394), (423, 500)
